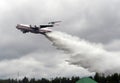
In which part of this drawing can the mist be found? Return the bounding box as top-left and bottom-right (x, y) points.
(46, 31), (120, 75)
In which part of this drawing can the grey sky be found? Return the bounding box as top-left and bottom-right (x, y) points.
(0, 0), (120, 79)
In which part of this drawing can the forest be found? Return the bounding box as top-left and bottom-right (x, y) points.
(0, 73), (120, 83)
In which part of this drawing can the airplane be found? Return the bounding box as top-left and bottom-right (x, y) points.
(16, 21), (61, 35)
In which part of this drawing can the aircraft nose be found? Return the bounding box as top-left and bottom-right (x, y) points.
(16, 25), (18, 29)
(16, 24), (20, 29)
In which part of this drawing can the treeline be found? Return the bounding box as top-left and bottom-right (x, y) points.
(0, 73), (120, 83)
(0, 76), (80, 83)
(94, 73), (120, 83)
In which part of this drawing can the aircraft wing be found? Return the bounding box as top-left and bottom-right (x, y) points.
(40, 25), (53, 28)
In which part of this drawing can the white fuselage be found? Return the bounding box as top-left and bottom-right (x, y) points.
(16, 24), (52, 34)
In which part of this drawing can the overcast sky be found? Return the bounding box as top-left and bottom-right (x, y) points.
(0, 0), (120, 79)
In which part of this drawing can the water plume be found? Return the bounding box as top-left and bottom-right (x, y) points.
(46, 31), (120, 74)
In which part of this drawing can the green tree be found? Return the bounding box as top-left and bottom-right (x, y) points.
(22, 77), (29, 83)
